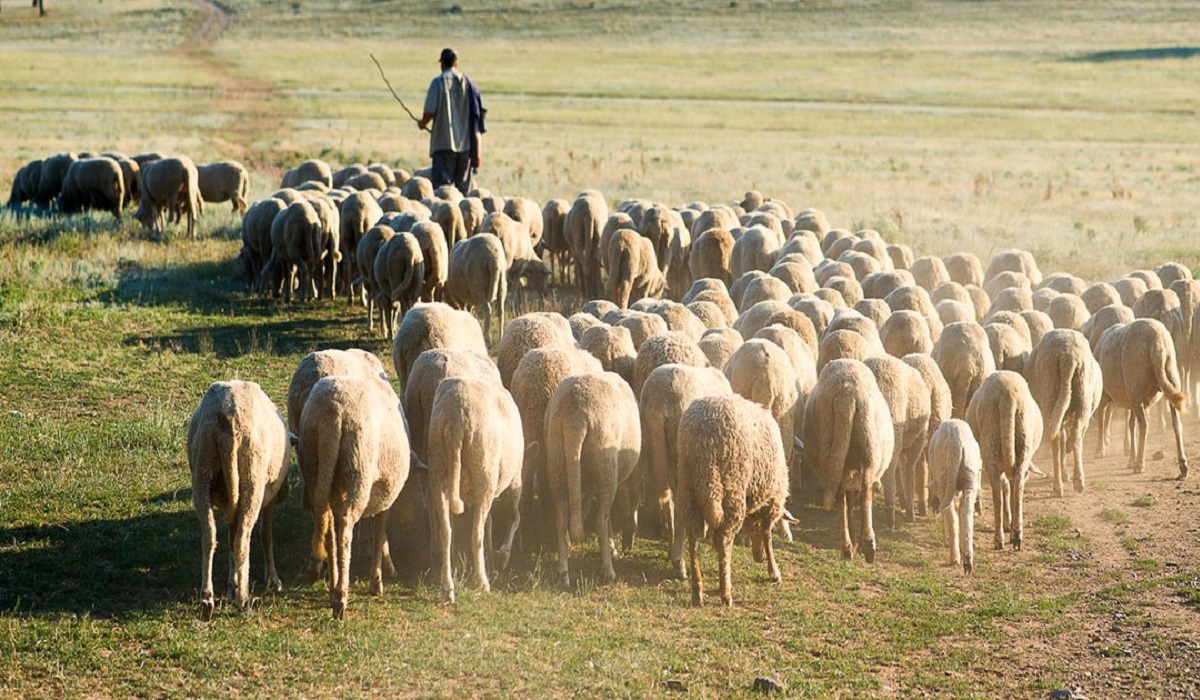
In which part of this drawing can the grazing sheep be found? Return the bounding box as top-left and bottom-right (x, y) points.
(340, 192), (384, 302)
(607, 228), (666, 308)
(564, 192), (609, 298)
(885, 285), (943, 340)
(801, 359), (895, 562)
(1081, 303), (1135, 351)
(724, 337), (801, 462)
(497, 313), (575, 389)
(503, 196), (544, 249)
(933, 321), (996, 419)
(391, 302), (489, 391)
(6, 158), (42, 210)
(770, 259), (819, 296)
(308, 196), (343, 298)
(58, 157), (124, 218)
(633, 331), (709, 397)
(444, 233), (508, 342)
(428, 376), (524, 603)
(937, 299), (976, 326)
(404, 348), (500, 466)
(860, 270), (916, 300)
(880, 309), (933, 357)
(855, 298), (891, 330)
(638, 364), (733, 577)
(430, 199), (468, 249)
(738, 276), (793, 314)
(865, 355), (932, 525)
(926, 419), (982, 574)
(824, 309), (885, 357)
(1094, 319), (1188, 477)
(965, 370), (1042, 551)
(689, 228), (736, 287)
(264, 199), (323, 303)
(678, 394), (788, 607)
(794, 208), (830, 238)
(281, 159), (333, 189)
(984, 322), (1030, 374)
(356, 225), (395, 332)
(298, 374), (411, 618)
(197, 160), (250, 214)
(188, 380), (292, 620)
(1023, 329), (1104, 496)
(34, 152), (78, 208)
(579, 324), (638, 384)
(134, 156), (201, 239)
(240, 198), (286, 293)
(410, 221), (450, 303)
(543, 372), (641, 585)
(373, 231), (425, 339)
(887, 243), (915, 271)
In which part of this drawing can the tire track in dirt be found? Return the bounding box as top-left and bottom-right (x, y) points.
(175, 0), (279, 166)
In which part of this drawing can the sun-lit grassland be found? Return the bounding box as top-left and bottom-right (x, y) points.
(3, 0), (1200, 696)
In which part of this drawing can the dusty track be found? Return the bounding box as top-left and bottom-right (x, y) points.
(175, 0), (278, 164)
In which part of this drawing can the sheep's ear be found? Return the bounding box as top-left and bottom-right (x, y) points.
(781, 508), (799, 525)
(288, 431), (299, 447)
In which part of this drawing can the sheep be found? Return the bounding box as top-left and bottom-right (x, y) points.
(933, 321), (996, 419)
(373, 231), (424, 339)
(409, 221), (450, 303)
(1081, 304), (1135, 351)
(285, 349), (388, 438)
(687, 300), (729, 330)
(887, 243), (915, 271)
(57, 157), (124, 218)
(1082, 282), (1122, 314)
(937, 299), (976, 326)
(100, 154), (139, 210)
(738, 276), (793, 314)
(926, 419), (982, 574)
(637, 204), (675, 267)
(662, 217), (695, 300)
(794, 208), (830, 237)
(6, 158), (42, 210)
(444, 233), (508, 342)
(984, 249), (1042, 288)
(240, 198), (286, 293)
(607, 228), (666, 308)
(1094, 319), (1188, 477)
(885, 285), (943, 340)
(987, 286), (1033, 317)
(860, 270), (916, 300)
(430, 199), (468, 250)
(427, 376), (525, 603)
(308, 196), (343, 299)
(564, 191), (608, 298)
(984, 321), (1030, 374)
(911, 256), (950, 291)
(965, 370), (1043, 551)
(354, 225), (395, 332)
(614, 311), (667, 351)
(503, 195), (544, 249)
(690, 206), (740, 240)
(339, 192), (384, 302)
(689, 228), (736, 287)
(932, 283), (971, 312)
(633, 331), (709, 397)
(543, 372), (641, 585)
(134, 156), (201, 240)
(800, 359), (894, 562)
(1113, 276), (1148, 307)
(400, 176), (434, 201)
(404, 348), (500, 466)
(187, 380), (292, 620)
(510, 346), (604, 552)
(730, 225), (782, 279)
(196, 160), (250, 214)
(864, 355), (932, 525)
(824, 309), (885, 357)
(281, 159), (333, 189)
(698, 327), (744, 370)
(638, 364), (733, 578)
(579, 324), (638, 384)
(1023, 329), (1104, 496)
(839, 250), (882, 281)
(943, 252), (984, 287)
(391, 301), (489, 391)
(298, 374), (411, 619)
(677, 394), (789, 607)
(1032, 287), (1059, 312)
(33, 152), (77, 208)
(824, 275), (863, 307)
(880, 309), (933, 357)
(264, 199), (323, 303)
(817, 328), (869, 372)
(1020, 309), (1054, 348)
(1129, 269), (1163, 290)
(724, 336), (801, 460)
(1046, 294), (1090, 330)
(770, 259), (819, 295)
(496, 312), (575, 389)
(855, 298), (891, 330)
(539, 198), (571, 278)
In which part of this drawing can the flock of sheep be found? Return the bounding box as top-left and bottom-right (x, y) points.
(6, 151), (249, 240)
(119, 155), (1190, 619)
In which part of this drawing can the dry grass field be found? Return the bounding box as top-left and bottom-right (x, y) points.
(3, 1), (1200, 697)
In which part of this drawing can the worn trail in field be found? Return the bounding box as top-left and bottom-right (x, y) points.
(174, 0), (279, 166)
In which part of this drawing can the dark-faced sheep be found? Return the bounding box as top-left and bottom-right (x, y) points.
(188, 380), (292, 620)
(678, 394), (789, 607)
(965, 370), (1043, 551)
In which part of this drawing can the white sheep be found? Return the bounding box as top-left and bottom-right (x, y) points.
(444, 233), (508, 341)
(391, 302), (489, 391)
(926, 419), (981, 574)
(188, 381), (292, 620)
(677, 394), (789, 607)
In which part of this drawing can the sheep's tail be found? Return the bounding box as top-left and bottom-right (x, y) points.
(697, 460), (725, 529)
(616, 247), (632, 306)
(304, 412), (342, 564)
(1044, 355), (1074, 444)
(446, 435), (466, 516)
(1155, 341), (1187, 412)
(565, 424), (586, 544)
(822, 394), (856, 510)
(1001, 396), (1019, 481)
(216, 411), (241, 515)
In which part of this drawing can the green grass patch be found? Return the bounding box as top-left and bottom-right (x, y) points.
(1132, 494), (1157, 508)
(1100, 508), (1130, 524)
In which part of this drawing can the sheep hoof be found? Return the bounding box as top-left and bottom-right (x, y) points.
(1180, 460), (1190, 479)
(963, 559), (974, 575)
(691, 594), (704, 608)
(993, 540), (1005, 551)
(601, 568), (617, 584)
(672, 560), (687, 580)
(721, 595), (733, 608)
(1073, 479), (1085, 493)
(331, 602), (346, 620)
(268, 576), (283, 593)
(370, 577), (384, 596)
(862, 540), (876, 564)
(840, 544), (854, 561)
(1012, 536), (1023, 551)
(441, 589), (455, 605)
(199, 599), (215, 622)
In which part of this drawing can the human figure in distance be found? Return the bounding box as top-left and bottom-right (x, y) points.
(418, 47), (486, 195)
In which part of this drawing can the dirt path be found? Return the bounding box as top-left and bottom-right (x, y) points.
(174, 0), (279, 165)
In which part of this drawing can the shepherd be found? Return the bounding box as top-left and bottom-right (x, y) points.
(417, 47), (487, 196)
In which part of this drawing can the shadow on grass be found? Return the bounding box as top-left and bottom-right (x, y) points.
(1067, 46), (1200, 62)
(121, 314), (383, 359)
